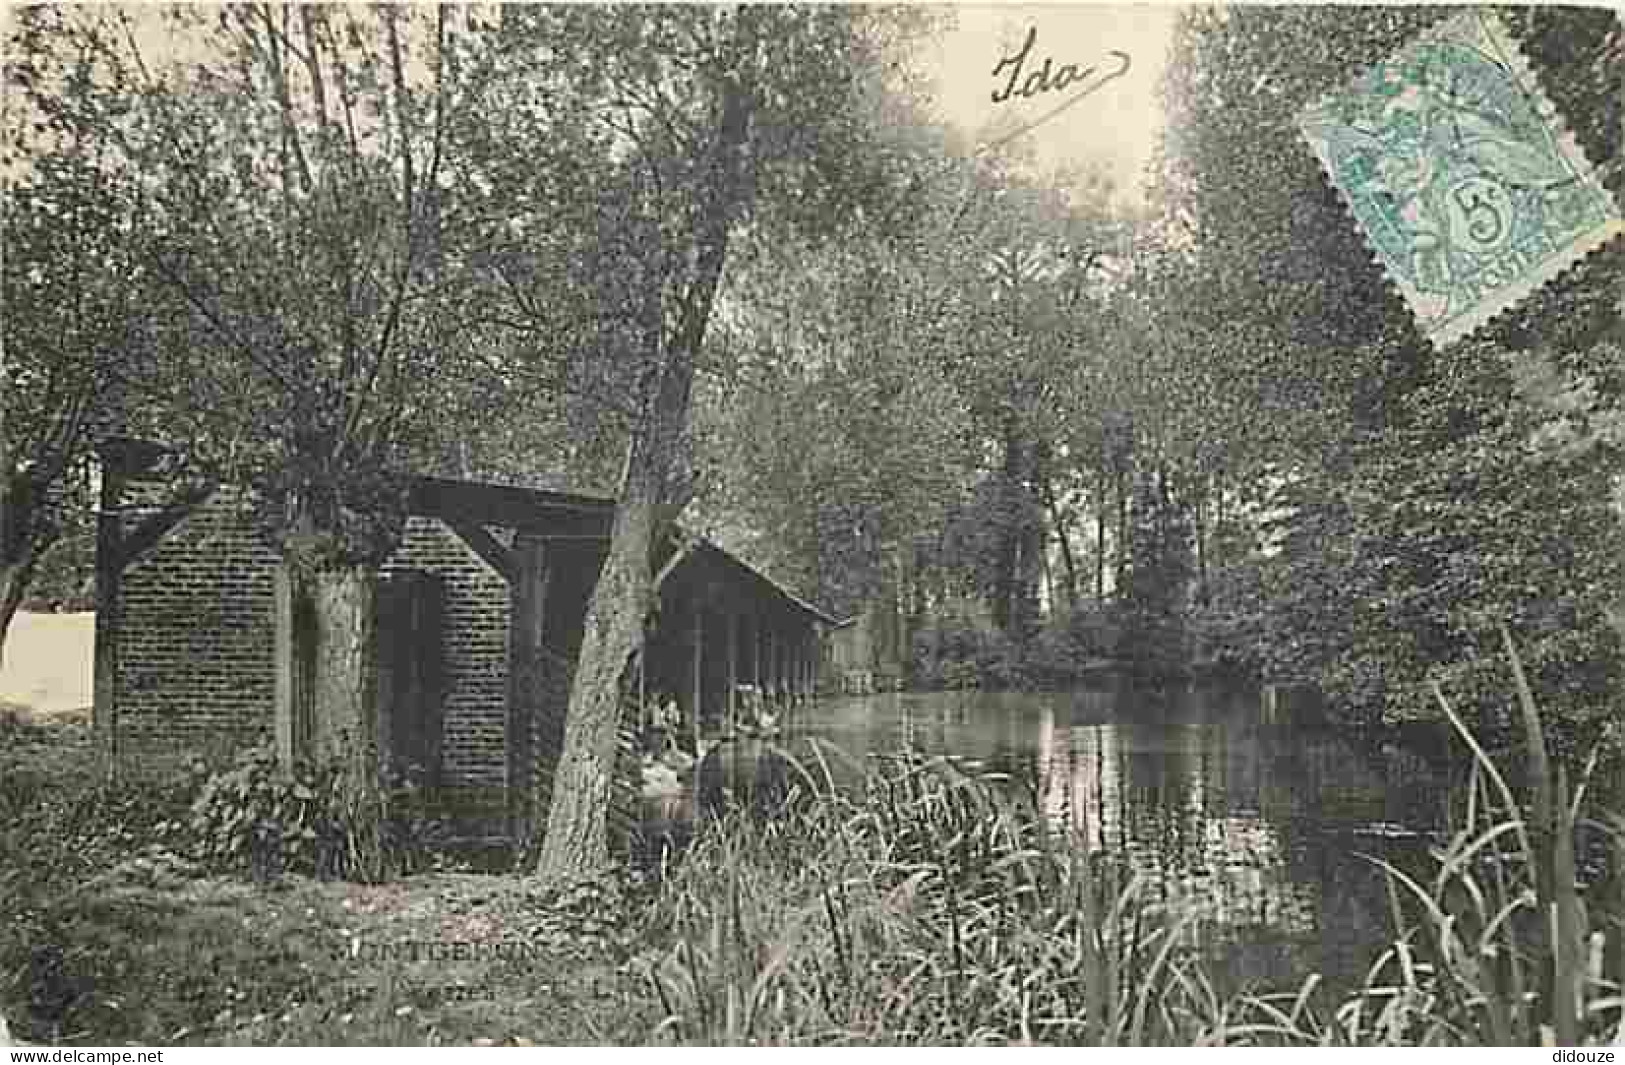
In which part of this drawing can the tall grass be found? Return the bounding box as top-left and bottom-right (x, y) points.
(637, 746), (1227, 1045)
(1229, 626), (1625, 1046)
(634, 629), (1625, 1046)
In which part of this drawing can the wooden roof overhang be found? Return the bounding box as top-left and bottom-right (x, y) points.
(98, 438), (837, 630)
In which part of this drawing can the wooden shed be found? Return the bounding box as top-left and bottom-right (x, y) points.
(92, 438), (837, 843)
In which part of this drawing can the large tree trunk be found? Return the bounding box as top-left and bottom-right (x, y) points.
(1013, 450), (1043, 641)
(1193, 474), (1209, 609)
(1041, 478), (1079, 612)
(0, 560), (33, 668)
(0, 468), (40, 667)
(534, 335), (695, 878)
(1111, 465), (1124, 598)
(276, 562), (379, 785)
(533, 16), (755, 881)
(532, 461), (658, 876)
(310, 566), (378, 773)
(983, 430), (1044, 646)
(991, 425), (1026, 638)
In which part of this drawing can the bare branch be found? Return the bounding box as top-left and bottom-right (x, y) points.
(653, 533), (701, 591)
(298, 6), (332, 144)
(246, 4), (313, 199)
(344, 6), (419, 460)
(143, 247), (296, 396)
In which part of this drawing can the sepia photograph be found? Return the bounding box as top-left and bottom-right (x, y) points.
(1, 0), (1622, 1048)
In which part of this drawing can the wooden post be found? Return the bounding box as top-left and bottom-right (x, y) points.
(766, 626), (777, 704)
(781, 627), (789, 702)
(726, 608), (738, 734)
(273, 564), (312, 768)
(796, 633), (805, 700)
(92, 467), (123, 775)
(509, 536), (547, 842)
(749, 613), (761, 692)
(795, 635), (804, 700)
(690, 598), (703, 754)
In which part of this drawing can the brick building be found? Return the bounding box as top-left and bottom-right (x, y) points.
(93, 439), (836, 843)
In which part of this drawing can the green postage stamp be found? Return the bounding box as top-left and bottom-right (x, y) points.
(1298, 12), (1623, 350)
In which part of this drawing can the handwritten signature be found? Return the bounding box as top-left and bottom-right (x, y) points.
(985, 26), (1131, 152)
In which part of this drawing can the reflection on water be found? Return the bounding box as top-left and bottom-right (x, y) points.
(643, 685), (1445, 994)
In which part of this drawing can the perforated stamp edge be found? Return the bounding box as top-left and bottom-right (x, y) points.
(1295, 11), (1624, 351)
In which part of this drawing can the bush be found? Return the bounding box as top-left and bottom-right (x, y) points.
(186, 747), (451, 883)
(1257, 342), (1625, 748)
(1065, 604), (1125, 662)
(911, 616), (1037, 692)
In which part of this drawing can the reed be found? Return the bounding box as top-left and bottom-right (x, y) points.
(634, 631), (1625, 1046)
(1228, 626), (1624, 1046)
(637, 748), (1224, 1045)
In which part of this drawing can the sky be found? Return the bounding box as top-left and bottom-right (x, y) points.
(918, 4), (1179, 207)
(0, 2), (1178, 208)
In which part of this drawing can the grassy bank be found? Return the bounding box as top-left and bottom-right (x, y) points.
(4, 648), (1625, 1046)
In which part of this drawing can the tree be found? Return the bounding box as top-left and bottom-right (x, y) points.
(1117, 467), (1196, 679)
(702, 123), (985, 619)
(29, 4), (531, 781)
(1158, 5), (1625, 740)
(1, 8), (156, 660)
(523, 6), (929, 880)
(705, 120), (1131, 688)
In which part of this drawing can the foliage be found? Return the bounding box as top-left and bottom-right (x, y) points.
(1222, 636), (1625, 1046)
(0, 718), (642, 1045)
(1321, 345), (1624, 748)
(911, 605), (1132, 692)
(18, 530), (95, 612)
(638, 663), (1625, 1046)
(186, 747), (452, 884)
(0, 7), (159, 651)
(119, 6), (529, 565)
(910, 613), (1021, 693)
(12, 655), (1625, 1046)
(1190, 551), (1271, 677)
(0, 719), (194, 907)
(0, 716), (196, 1038)
(1158, 4), (1625, 735)
(1119, 470), (1196, 679)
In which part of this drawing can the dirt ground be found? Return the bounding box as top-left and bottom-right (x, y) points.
(9, 862), (650, 1046)
(0, 612), (94, 721)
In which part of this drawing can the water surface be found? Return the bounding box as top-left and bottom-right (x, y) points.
(645, 685), (1446, 995)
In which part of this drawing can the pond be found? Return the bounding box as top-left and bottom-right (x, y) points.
(641, 684), (1449, 996)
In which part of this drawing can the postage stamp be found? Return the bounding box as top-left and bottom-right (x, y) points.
(1298, 11), (1623, 350)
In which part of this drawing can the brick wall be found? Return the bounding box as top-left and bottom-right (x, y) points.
(384, 516), (511, 805)
(114, 483), (279, 770)
(111, 479), (514, 806)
